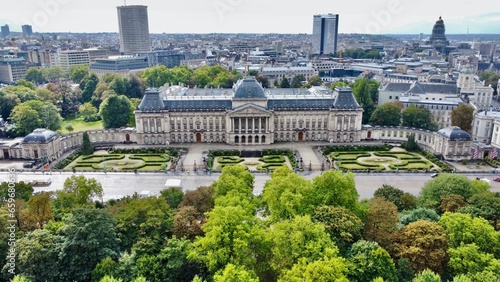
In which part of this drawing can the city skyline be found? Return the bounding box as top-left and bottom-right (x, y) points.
(0, 0), (499, 35)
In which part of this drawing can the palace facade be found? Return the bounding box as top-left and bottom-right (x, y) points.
(134, 77), (364, 145)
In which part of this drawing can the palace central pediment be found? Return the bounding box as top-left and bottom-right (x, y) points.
(228, 103), (272, 117)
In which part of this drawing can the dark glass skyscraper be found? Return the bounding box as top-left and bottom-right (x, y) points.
(22, 25), (33, 37)
(312, 14), (339, 55)
(1, 25), (10, 38)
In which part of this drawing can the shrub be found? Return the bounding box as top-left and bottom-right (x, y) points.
(53, 149), (82, 169)
(217, 156), (244, 164)
(259, 155), (286, 163)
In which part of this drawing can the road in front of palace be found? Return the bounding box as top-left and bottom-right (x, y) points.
(2, 171), (500, 201)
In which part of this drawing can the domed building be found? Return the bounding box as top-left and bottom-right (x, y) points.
(134, 76), (364, 145)
(427, 16), (450, 53)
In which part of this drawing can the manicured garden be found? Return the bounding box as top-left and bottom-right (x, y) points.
(324, 145), (446, 172)
(209, 149), (294, 171)
(60, 148), (178, 172)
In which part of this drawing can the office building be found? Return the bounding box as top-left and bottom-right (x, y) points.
(90, 55), (149, 77)
(22, 25), (33, 37)
(0, 57), (27, 83)
(50, 50), (90, 71)
(312, 14), (339, 55)
(1, 25), (10, 38)
(117, 5), (151, 54)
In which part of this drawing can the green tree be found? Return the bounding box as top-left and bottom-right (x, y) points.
(0, 181), (33, 203)
(126, 74), (146, 98)
(81, 73), (99, 103)
(311, 205), (363, 254)
(439, 212), (500, 256)
(15, 229), (62, 282)
(99, 94), (132, 128)
(109, 77), (128, 95)
(392, 220), (448, 275)
(59, 209), (121, 282)
(398, 208), (440, 227)
(160, 187), (184, 209)
(278, 250), (349, 282)
(311, 170), (359, 211)
(111, 197), (173, 252)
(35, 88), (57, 103)
(466, 191), (500, 229)
(52, 176), (103, 217)
(451, 104), (474, 133)
(369, 103), (402, 126)
(213, 264), (259, 282)
(135, 237), (199, 282)
(16, 80), (35, 91)
(412, 269), (440, 282)
(262, 166), (314, 221)
(266, 215), (336, 278)
(178, 186), (214, 215)
(402, 105), (435, 131)
(42, 66), (66, 82)
(280, 77), (290, 88)
(173, 206), (204, 240)
(92, 257), (118, 282)
(352, 78), (375, 124)
(306, 75), (323, 86)
(419, 174), (477, 209)
(401, 133), (419, 152)
(188, 203), (262, 275)
(10, 100), (62, 135)
(79, 102), (98, 121)
(26, 192), (54, 229)
(479, 71), (500, 94)
(24, 68), (46, 84)
(374, 185), (405, 211)
(0, 90), (20, 120)
(70, 65), (89, 84)
(291, 75), (306, 88)
(396, 258), (414, 282)
(347, 240), (398, 282)
(363, 197), (399, 251)
(99, 276), (122, 282)
(2, 85), (38, 102)
(447, 243), (500, 277)
(9, 276), (32, 282)
(440, 194), (468, 213)
(81, 131), (94, 155)
(65, 123), (74, 133)
(211, 165), (254, 199)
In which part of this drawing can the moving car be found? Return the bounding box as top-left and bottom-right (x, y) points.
(494, 177), (500, 182)
(23, 160), (36, 168)
(431, 173), (439, 178)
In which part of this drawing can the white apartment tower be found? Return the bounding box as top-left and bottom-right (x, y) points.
(117, 5), (151, 54)
(312, 14), (339, 55)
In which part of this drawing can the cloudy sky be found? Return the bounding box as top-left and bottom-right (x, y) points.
(1, 0), (499, 34)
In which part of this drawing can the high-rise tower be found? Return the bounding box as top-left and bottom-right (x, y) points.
(117, 5), (151, 54)
(312, 14), (339, 55)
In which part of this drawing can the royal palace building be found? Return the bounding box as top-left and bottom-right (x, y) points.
(134, 77), (364, 145)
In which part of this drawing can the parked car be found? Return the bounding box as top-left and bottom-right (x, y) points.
(431, 173), (439, 178)
(22, 161), (36, 168)
(493, 177), (500, 182)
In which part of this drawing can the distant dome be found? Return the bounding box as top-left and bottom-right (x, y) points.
(438, 126), (472, 141)
(234, 77), (266, 99)
(23, 128), (58, 144)
(460, 65), (474, 75)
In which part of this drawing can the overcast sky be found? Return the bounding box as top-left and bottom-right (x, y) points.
(1, 0), (499, 34)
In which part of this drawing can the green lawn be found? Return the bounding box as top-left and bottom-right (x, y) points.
(61, 116), (103, 134)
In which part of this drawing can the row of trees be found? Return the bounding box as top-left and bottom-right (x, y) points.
(1, 166), (499, 281)
(369, 101), (474, 132)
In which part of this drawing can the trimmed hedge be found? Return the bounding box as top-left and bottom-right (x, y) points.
(417, 149), (453, 172)
(129, 154), (170, 162)
(332, 152), (370, 160)
(53, 149), (81, 169)
(110, 147), (178, 157)
(323, 144), (391, 155)
(256, 164), (286, 171)
(79, 154), (125, 163)
(373, 151), (420, 159)
(218, 156), (244, 164)
(259, 155), (286, 163)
